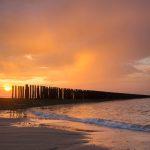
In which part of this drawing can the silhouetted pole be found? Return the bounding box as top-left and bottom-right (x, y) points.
(48, 87), (51, 99)
(62, 88), (64, 100)
(37, 86), (40, 99)
(22, 86), (25, 99)
(39, 86), (41, 99)
(18, 86), (20, 99)
(21, 86), (23, 99)
(15, 86), (17, 99)
(32, 85), (34, 99)
(12, 85), (14, 99)
(30, 85), (31, 99)
(20, 86), (21, 99)
(34, 85), (36, 99)
(25, 84), (29, 99)
(40, 86), (43, 99)
(58, 88), (62, 99)
(31, 85), (33, 99)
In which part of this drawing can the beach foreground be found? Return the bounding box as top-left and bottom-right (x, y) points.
(0, 118), (109, 150)
(0, 99), (150, 150)
(0, 117), (150, 150)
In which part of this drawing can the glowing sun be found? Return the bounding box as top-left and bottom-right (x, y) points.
(3, 85), (12, 92)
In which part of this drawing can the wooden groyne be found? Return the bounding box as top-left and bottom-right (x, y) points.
(0, 84), (149, 110)
(12, 85), (150, 101)
(11, 84), (150, 101)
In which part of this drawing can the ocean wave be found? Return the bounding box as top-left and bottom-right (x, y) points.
(30, 111), (150, 132)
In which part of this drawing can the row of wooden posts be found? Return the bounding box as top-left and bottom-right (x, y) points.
(11, 84), (146, 101)
(12, 84), (105, 100)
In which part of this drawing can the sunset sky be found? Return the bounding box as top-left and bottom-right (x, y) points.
(0, 0), (150, 97)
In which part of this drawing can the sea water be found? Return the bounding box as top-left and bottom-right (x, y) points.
(1, 98), (150, 132)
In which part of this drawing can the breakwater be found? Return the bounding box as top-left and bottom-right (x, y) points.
(0, 84), (149, 110)
(12, 85), (149, 100)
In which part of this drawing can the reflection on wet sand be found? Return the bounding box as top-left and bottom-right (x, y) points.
(0, 110), (27, 118)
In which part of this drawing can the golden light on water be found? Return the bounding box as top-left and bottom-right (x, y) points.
(3, 84), (12, 92)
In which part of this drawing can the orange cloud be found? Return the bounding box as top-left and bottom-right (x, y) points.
(0, 0), (150, 97)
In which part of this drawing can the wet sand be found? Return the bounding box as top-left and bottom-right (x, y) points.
(0, 118), (108, 150)
(1, 117), (150, 150)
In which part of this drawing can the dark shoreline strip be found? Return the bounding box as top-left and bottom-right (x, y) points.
(0, 96), (149, 110)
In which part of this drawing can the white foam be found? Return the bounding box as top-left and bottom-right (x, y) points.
(31, 111), (150, 132)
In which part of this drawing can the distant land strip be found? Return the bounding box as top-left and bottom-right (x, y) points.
(0, 84), (149, 110)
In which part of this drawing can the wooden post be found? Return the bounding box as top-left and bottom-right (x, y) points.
(37, 86), (40, 99)
(41, 86), (43, 99)
(48, 87), (51, 99)
(62, 88), (64, 100)
(22, 86), (24, 99)
(15, 86), (17, 99)
(21, 86), (23, 99)
(34, 85), (37, 99)
(20, 86), (22, 99)
(32, 85), (35, 99)
(40, 86), (42, 99)
(46, 86), (48, 99)
(31, 85), (33, 99)
(12, 85), (14, 99)
(58, 88), (62, 99)
(25, 84), (29, 99)
(18, 86), (20, 99)
(42, 86), (45, 99)
(19, 86), (21, 99)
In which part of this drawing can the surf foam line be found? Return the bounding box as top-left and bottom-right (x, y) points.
(30, 111), (150, 132)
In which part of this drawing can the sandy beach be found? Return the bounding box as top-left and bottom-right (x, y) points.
(0, 118), (109, 150)
(1, 117), (150, 150)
